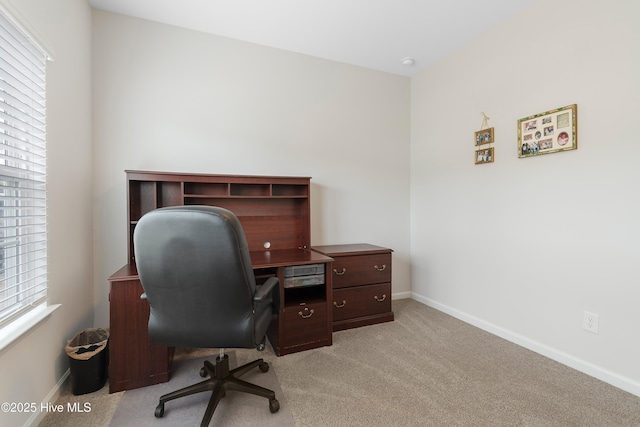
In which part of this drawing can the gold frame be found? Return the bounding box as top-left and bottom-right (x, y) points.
(518, 104), (577, 158)
(475, 127), (494, 146)
(475, 147), (494, 165)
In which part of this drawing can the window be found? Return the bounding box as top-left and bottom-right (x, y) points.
(0, 7), (48, 329)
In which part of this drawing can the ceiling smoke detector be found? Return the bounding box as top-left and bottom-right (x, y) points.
(401, 57), (415, 66)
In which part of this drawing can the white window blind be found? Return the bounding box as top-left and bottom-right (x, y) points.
(0, 8), (47, 329)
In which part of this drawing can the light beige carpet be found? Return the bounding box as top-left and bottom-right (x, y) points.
(271, 299), (640, 426)
(109, 351), (294, 426)
(41, 299), (640, 426)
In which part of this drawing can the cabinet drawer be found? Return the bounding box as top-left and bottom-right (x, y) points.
(283, 301), (327, 348)
(332, 283), (391, 322)
(331, 253), (391, 289)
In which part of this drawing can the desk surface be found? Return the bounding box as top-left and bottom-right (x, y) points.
(109, 249), (333, 281)
(250, 248), (333, 268)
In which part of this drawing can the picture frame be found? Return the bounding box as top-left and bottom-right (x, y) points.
(518, 104), (577, 158)
(475, 147), (494, 165)
(475, 127), (494, 146)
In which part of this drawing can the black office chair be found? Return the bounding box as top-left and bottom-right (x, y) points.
(133, 205), (280, 426)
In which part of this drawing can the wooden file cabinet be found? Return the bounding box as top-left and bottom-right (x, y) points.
(282, 300), (328, 351)
(312, 244), (394, 331)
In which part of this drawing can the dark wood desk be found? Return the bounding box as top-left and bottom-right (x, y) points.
(109, 171), (345, 392)
(109, 171), (331, 392)
(108, 249), (333, 393)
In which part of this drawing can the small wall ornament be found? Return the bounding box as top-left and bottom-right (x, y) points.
(475, 112), (494, 165)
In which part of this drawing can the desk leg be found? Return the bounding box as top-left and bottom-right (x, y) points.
(109, 278), (173, 392)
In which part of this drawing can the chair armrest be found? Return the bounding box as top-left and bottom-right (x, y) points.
(254, 276), (279, 302)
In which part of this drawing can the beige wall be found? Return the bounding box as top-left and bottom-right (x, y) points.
(0, 0), (93, 425)
(91, 10), (412, 328)
(410, 0), (640, 395)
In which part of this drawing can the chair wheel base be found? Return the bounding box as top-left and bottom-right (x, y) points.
(269, 398), (280, 413)
(155, 403), (165, 418)
(153, 355), (279, 424)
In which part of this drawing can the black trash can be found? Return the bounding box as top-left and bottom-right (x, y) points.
(65, 328), (109, 395)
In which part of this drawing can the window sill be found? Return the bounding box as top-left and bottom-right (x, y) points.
(0, 304), (61, 353)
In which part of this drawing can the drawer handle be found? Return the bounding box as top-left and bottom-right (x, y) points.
(333, 267), (347, 276)
(374, 264), (386, 272)
(298, 309), (315, 319)
(374, 294), (387, 302)
(333, 300), (346, 308)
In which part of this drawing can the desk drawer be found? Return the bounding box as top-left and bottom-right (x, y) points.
(332, 283), (391, 322)
(283, 301), (327, 348)
(331, 253), (391, 289)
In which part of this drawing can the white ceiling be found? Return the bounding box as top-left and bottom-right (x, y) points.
(87, 0), (535, 77)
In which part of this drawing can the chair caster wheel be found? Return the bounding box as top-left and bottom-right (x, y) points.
(269, 398), (280, 413)
(154, 403), (165, 418)
(257, 343), (265, 351)
(259, 361), (269, 373)
(199, 367), (207, 377)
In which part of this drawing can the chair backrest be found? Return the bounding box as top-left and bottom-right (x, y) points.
(133, 206), (259, 348)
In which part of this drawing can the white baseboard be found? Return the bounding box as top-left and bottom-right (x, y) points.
(25, 369), (70, 427)
(392, 291), (412, 300)
(411, 292), (640, 398)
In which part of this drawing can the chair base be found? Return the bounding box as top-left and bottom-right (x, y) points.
(154, 354), (280, 427)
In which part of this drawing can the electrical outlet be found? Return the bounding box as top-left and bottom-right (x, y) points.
(583, 311), (599, 333)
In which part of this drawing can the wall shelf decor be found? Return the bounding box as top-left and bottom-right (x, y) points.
(518, 104), (577, 158)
